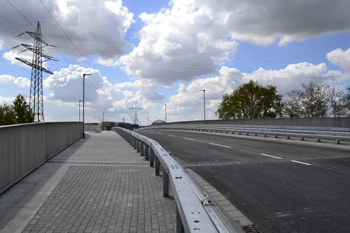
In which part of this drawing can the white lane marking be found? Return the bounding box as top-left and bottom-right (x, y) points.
(157, 133), (163, 134)
(260, 153), (283, 159)
(291, 160), (312, 166)
(209, 143), (231, 148)
(168, 135), (175, 137)
(183, 137), (196, 141)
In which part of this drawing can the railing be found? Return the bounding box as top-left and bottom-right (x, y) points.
(0, 122), (83, 195)
(113, 127), (239, 233)
(142, 124), (350, 144)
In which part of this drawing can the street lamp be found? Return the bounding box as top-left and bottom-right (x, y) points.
(147, 112), (149, 126)
(103, 112), (105, 122)
(164, 104), (167, 123)
(83, 73), (91, 138)
(79, 100), (82, 122)
(201, 90), (205, 123)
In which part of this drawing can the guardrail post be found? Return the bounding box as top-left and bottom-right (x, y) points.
(140, 142), (144, 156)
(163, 170), (169, 197)
(150, 149), (154, 167)
(137, 139), (140, 152)
(155, 156), (160, 176)
(133, 137), (137, 149)
(145, 145), (149, 161)
(176, 205), (185, 233)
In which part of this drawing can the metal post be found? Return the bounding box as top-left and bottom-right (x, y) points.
(163, 171), (169, 197)
(83, 74), (91, 138)
(150, 149), (154, 167)
(103, 112), (105, 123)
(137, 139), (140, 152)
(201, 90), (205, 123)
(164, 104), (167, 123)
(176, 205), (185, 233)
(79, 100), (82, 122)
(155, 155), (160, 176)
(146, 145), (149, 160)
(140, 141), (144, 156)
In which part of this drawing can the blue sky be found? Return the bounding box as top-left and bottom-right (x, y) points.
(1, 0), (350, 124)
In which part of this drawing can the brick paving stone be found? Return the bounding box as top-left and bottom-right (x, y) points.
(23, 165), (176, 232)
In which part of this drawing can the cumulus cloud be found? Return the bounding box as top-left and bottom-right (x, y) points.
(327, 48), (350, 70)
(166, 63), (346, 121)
(0, 74), (30, 88)
(114, 0), (350, 88)
(0, 0), (134, 65)
(116, 0), (238, 86)
(43, 64), (160, 124)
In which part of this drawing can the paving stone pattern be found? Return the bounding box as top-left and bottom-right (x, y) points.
(23, 165), (176, 233)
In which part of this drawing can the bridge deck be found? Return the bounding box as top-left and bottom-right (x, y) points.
(0, 131), (176, 233)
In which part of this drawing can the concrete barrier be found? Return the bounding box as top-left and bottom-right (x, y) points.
(0, 122), (83, 194)
(165, 117), (350, 128)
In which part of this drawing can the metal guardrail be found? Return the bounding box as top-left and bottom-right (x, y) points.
(113, 127), (239, 233)
(142, 124), (350, 144)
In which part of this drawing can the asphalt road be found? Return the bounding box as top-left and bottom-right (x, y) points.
(137, 129), (350, 233)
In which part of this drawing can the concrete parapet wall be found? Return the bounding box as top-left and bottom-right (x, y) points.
(166, 117), (350, 128)
(84, 123), (99, 131)
(0, 122), (83, 194)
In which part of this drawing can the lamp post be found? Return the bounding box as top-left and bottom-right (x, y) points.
(147, 112), (149, 126)
(79, 100), (82, 122)
(201, 90), (205, 123)
(83, 74), (91, 138)
(164, 104), (167, 123)
(103, 112), (105, 122)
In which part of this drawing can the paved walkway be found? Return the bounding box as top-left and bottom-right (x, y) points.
(0, 131), (176, 233)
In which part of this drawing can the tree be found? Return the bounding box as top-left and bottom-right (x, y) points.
(327, 86), (347, 117)
(343, 86), (350, 116)
(283, 82), (329, 118)
(0, 103), (16, 126)
(12, 94), (35, 124)
(215, 80), (283, 119)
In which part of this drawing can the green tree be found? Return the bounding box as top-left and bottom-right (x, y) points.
(215, 80), (283, 119)
(343, 86), (350, 116)
(327, 86), (347, 117)
(12, 94), (35, 124)
(0, 103), (16, 126)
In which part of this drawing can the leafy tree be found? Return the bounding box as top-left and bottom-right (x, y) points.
(327, 86), (347, 117)
(0, 103), (16, 126)
(12, 94), (35, 124)
(283, 89), (303, 118)
(301, 82), (329, 117)
(283, 82), (329, 118)
(343, 86), (350, 116)
(215, 80), (283, 119)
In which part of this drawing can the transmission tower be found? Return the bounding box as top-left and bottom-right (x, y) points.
(129, 103), (143, 124)
(14, 22), (55, 122)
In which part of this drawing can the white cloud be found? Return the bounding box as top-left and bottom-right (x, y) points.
(0, 0), (134, 64)
(165, 62), (346, 121)
(0, 74), (30, 88)
(114, 0), (350, 88)
(116, 0), (238, 86)
(43, 64), (161, 124)
(327, 48), (350, 70)
(243, 62), (345, 94)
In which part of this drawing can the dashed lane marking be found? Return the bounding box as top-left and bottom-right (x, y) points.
(183, 137), (196, 141)
(168, 135), (176, 137)
(260, 153), (283, 159)
(208, 143), (231, 148)
(291, 160), (312, 166)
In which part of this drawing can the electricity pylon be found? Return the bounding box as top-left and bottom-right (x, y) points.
(14, 22), (55, 122)
(129, 103), (143, 125)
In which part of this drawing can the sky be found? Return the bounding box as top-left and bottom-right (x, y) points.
(1, 0), (350, 125)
